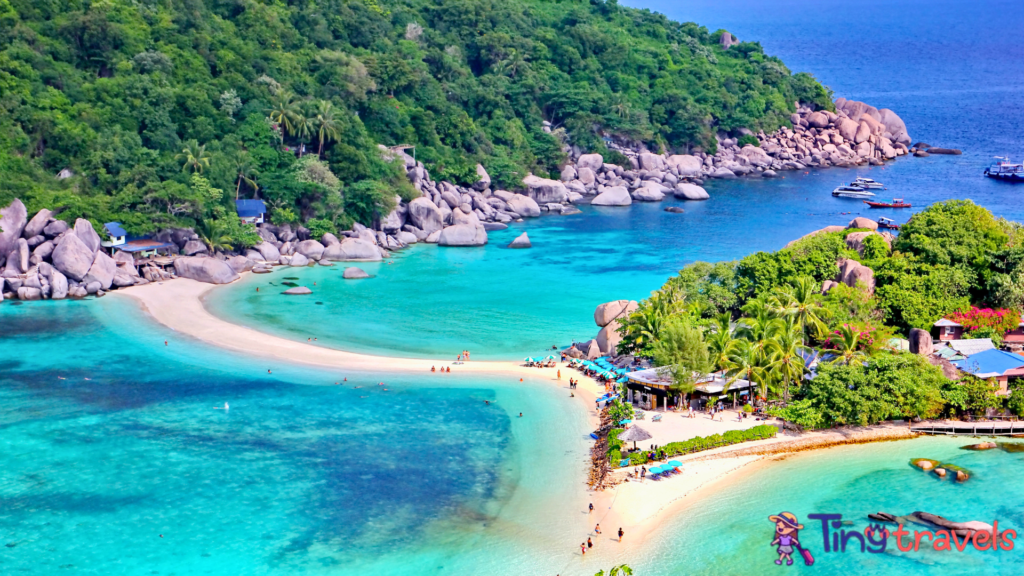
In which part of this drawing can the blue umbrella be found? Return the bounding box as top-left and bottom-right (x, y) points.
(619, 419), (632, 425)
(668, 460), (682, 467)
(648, 466), (663, 475)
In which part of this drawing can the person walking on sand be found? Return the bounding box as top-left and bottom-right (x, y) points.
(557, 370), (561, 380)
(589, 503), (594, 513)
(618, 527), (624, 542)
(587, 537), (593, 549)
(581, 543), (586, 555)
(594, 524), (601, 535)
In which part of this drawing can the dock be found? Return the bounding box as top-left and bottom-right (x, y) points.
(911, 421), (1024, 437)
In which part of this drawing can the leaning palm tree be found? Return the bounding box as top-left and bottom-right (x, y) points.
(310, 100), (341, 157)
(176, 140), (210, 174)
(736, 299), (783, 355)
(196, 219), (234, 252)
(830, 324), (868, 366)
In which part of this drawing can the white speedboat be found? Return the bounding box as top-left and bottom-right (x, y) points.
(832, 186), (876, 198)
(852, 177), (886, 189)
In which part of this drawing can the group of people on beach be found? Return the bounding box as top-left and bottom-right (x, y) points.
(580, 508), (624, 556)
(430, 366), (451, 373)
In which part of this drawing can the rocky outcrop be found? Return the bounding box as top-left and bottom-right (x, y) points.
(437, 224), (488, 247)
(591, 186), (632, 206)
(407, 197), (444, 235)
(51, 232), (94, 281)
(506, 194), (541, 218)
(23, 209), (52, 239)
(74, 219), (101, 255)
(173, 257), (239, 284)
(508, 232), (531, 249)
(323, 238), (383, 261)
(523, 175), (568, 204)
(283, 286), (312, 295)
(595, 300), (638, 327)
(343, 266), (369, 279)
(783, 226), (845, 249)
(845, 231), (887, 255)
(294, 239), (325, 260)
(632, 185), (665, 202)
(83, 251), (117, 290)
(909, 328), (933, 356)
(674, 184), (709, 200)
(0, 198), (27, 260)
(848, 216), (878, 230)
(838, 259), (875, 294)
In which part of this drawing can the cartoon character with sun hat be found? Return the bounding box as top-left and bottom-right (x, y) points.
(770, 512), (813, 566)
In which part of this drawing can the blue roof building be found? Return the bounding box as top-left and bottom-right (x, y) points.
(235, 199), (267, 223)
(101, 222), (127, 247)
(952, 348), (1024, 395)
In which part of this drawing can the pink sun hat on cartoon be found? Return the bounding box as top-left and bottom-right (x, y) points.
(769, 512), (804, 530)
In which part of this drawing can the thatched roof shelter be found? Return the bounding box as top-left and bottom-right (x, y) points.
(618, 424), (652, 450)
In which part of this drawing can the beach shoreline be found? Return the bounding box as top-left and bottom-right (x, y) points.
(113, 277), (922, 560)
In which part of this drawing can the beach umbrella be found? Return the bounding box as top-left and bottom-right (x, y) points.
(547, 355), (556, 360)
(668, 460), (682, 468)
(617, 424), (653, 450)
(648, 466), (663, 475)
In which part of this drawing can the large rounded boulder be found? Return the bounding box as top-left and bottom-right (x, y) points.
(506, 194), (541, 218)
(74, 218), (102, 254)
(523, 175), (568, 204)
(437, 224), (488, 247)
(591, 186), (632, 206)
(594, 300), (638, 327)
(0, 198), (27, 259)
(674, 183), (710, 200)
(323, 238), (383, 261)
(173, 257), (240, 284)
(51, 232), (95, 281)
(407, 197), (444, 235)
(294, 239), (325, 260)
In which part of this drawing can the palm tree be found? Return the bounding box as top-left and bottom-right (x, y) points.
(292, 114), (313, 157)
(310, 100), (341, 157)
(196, 220), (235, 252)
(767, 322), (808, 401)
(495, 48), (528, 78)
(776, 277), (830, 342)
(830, 324), (868, 366)
(724, 339), (770, 403)
(736, 298), (783, 355)
(232, 152), (258, 200)
(706, 312), (735, 370)
(267, 93), (301, 136)
(176, 140), (210, 174)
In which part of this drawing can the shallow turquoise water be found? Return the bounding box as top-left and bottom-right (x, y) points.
(631, 437), (1024, 575)
(0, 299), (595, 575)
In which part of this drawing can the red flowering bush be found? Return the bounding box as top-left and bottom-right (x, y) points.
(949, 307), (1021, 336)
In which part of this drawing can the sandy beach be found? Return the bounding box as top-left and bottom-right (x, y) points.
(115, 277), (922, 558)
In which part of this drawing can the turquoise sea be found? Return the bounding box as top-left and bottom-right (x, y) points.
(4, 0), (1024, 574)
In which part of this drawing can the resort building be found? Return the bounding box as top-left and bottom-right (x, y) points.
(235, 199), (267, 224)
(625, 367), (753, 411)
(1004, 321), (1024, 352)
(933, 318), (963, 341)
(951, 348), (1024, 395)
(101, 222), (127, 249)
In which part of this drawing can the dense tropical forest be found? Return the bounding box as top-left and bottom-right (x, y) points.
(617, 200), (1024, 427)
(0, 0), (830, 242)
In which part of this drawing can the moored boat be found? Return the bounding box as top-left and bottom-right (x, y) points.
(864, 198), (911, 208)
(832, 186), (876, 199)
(877, 217), (900, 230)
(852, 177), (886, 189)
(984, 157), (1024, 182)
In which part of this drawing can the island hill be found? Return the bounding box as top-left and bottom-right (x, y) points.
(0, 91), (916, 302)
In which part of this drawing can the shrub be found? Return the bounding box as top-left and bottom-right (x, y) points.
(737, 135), (760, 147)
(949, 306), (1021, 337)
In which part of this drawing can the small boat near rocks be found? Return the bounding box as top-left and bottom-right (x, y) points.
(877, 217), (900, 230)
(832, 186), (876, 199)
(984, 157), (1024, 182)
(864, 198), (911, 208)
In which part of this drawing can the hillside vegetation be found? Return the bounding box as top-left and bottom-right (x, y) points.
(0, 0), (829, 240)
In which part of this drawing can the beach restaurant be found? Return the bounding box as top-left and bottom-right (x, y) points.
(624, 367), (753, 411)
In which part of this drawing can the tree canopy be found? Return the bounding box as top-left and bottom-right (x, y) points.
(0, 0), (831, 238)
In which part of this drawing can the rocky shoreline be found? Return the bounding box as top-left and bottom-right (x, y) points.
(0, 97), (926, 303)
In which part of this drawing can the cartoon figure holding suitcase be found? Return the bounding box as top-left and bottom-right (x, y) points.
(770, 512), (814, 566)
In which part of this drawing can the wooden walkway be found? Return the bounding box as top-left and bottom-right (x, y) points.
(911, 421), (1024, 436)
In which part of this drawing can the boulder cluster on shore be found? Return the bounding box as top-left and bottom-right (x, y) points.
(0, 97), (924, 302)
